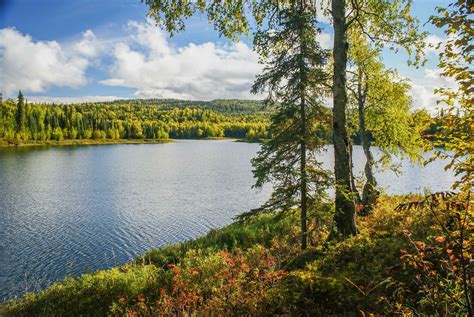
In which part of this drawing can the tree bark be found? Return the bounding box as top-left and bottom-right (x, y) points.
(357, 73), (378, 214)
(331, 0), (357, 237)
(299, 0), (308, 249)
(300, 97), (308, 250)
(349, 142), (361, 204)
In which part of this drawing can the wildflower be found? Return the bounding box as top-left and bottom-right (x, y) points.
(435, 236), (445, 243)
(218, 251), (230, 257)
(447, 249), (453, 254)
(452, 265), (458, 271)
(240, 264), (250, 272)
(224, 258), (235, 265)
(415, 241), (426, 249)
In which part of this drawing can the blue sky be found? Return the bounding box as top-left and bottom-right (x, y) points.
(0, 0), (452, 109)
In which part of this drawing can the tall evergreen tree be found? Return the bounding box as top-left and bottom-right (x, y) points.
(16, 90), (26, 132)
(237, 1), (331, 249)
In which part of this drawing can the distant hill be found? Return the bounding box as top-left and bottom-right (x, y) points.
(99, 99), (267, 114)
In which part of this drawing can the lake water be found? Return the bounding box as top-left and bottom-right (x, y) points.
(0, 140), (456, 300)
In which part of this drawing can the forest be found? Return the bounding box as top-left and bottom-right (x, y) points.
(1, 0), (472, 316)
(1, 94), (439, 147)
(0, 97), (271, 142)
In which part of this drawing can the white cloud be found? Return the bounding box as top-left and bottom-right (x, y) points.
(424, 68), (441, 80)
(72, 29), (104, 58)
(408, 67), (456, 112)
(318, 32), (332, 49)
(411, 84), (437, 110)
(424, 34), (459, 56)
(424, 34), (443, 55)
(1, 18), (451, 108)
(0, 28), (94, 95)
(403, 33), (462, 112)
(100, 21), (262, 100)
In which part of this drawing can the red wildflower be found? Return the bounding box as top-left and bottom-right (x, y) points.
(415, 241), (426, 249)
(240, 264), (250, 271)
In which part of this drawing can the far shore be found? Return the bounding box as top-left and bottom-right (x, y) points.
(0, 138), (174, 148)
(0, 137), (262, 148)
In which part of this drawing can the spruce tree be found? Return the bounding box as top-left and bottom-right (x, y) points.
(16, 90), (26, 132)
(237, 1), (331, 250)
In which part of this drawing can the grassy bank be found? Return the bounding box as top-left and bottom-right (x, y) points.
(1, 195), (470, 316)
(0, 137), (260, 148)
(0, 138), (175, 148)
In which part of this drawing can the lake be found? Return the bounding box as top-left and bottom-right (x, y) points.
(0, 140), (456, 299)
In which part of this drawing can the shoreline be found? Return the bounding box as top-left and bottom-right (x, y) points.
(0, 139), (174, 148)
(0, 138), (252, 148)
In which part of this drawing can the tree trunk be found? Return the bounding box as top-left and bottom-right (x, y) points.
(331, 0), (357, 237)
(349, 143), (361, 204)
(299, 0), (308, 249)
(358, 96), (378, 214)
(300, 97), (308, 250)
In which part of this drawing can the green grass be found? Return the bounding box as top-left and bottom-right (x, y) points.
(139, 214), (291, 267)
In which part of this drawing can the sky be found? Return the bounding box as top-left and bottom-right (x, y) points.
(0, 0), (454, 110)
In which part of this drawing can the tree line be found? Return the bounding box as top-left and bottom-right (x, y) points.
(0, 96), (270, 143)
(102, 98), (269, 114)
